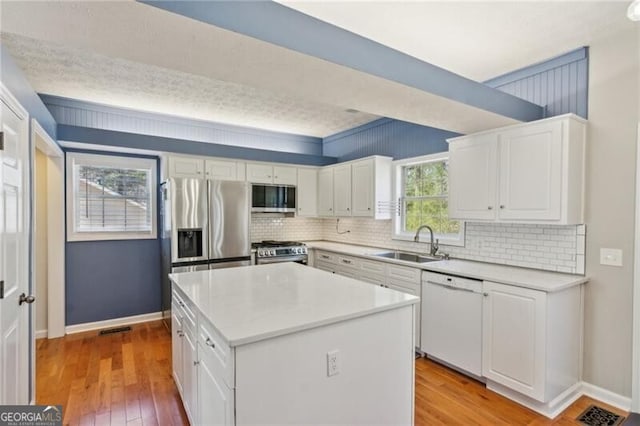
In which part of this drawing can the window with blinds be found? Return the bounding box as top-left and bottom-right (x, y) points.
(66, 153), (157, 241)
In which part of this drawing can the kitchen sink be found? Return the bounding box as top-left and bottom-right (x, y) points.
(372, 251), (441, 263)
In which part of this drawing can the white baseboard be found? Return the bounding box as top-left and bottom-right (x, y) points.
(35, 329), (48, 339)
(65, 312), (163, 335)
(581, 382), (632, 412)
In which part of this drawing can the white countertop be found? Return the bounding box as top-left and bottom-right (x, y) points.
(305, 241), (588, 292)
(169, 262), (418, 347)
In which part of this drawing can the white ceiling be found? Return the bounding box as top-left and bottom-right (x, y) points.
(1, 1), (634, 139)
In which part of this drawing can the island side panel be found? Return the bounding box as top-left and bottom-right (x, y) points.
(234, 305), (415, 425)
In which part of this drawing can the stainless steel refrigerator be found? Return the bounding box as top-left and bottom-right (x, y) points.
(160, 178), (251, 327)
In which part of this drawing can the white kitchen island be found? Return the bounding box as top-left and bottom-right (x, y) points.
(169, 262), (418, 425)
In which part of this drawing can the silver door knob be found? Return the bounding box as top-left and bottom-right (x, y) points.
(19, 293), (35, 305)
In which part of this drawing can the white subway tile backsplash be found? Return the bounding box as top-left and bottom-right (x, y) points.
(251, 214), (584, 274)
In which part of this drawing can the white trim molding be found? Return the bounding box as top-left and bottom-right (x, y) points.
(582, 382), (633, 413)
(35, 330), (48, 340)
(632, 121), (640, 413)
(65, 311), (162, 335)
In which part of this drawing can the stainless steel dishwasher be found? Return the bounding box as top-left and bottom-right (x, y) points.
(421, 270), (483, 377)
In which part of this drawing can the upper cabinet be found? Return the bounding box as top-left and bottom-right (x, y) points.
(296, 168), (318, 217)
(448, 114), (586, 225)
(246, 163), (297, 185)
(167, 156), (245, 181)
(317, 156), (392, 219)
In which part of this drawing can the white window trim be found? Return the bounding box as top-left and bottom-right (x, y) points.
(392, 152), (465, 247)
(66, 152), (158, 242)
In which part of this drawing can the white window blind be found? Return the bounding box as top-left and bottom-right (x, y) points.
(67, 153), (157, 241)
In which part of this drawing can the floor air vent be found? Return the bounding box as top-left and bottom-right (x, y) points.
(99, 326), (132, 336)
(577, 405), (625, 426)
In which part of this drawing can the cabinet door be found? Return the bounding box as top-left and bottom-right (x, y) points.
(351, 159), (374, 217)
(297, 168), (318, 217)
(198, 346), (235, 426)
(169, 157), (205, 178)
(273, 166), (297, 185)
(317, 168), (334, 217)
(498, 120), (563, 221)
(333, 164), (352, 216)
(206, 160), (241, 181)
(182, 329), (198, 423)
(246, 163), (273, 183)
(171, 309), (184, 394)
(448, 135), (498, 220)
(482, 281), (546, 401)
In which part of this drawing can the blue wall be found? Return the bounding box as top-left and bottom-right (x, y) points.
(323, 118), (459, 162)
(485, 47), (589, 119)
(65, 240), (161, 325)
(43, 94), (324, 158)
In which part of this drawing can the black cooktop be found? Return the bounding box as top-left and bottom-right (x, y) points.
(252, 240), (304, 248)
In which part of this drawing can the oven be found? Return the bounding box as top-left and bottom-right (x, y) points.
(252, 241), (308, 265)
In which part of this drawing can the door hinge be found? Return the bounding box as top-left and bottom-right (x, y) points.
(0, 280), (4, 299)
(0, 132), (4, 151)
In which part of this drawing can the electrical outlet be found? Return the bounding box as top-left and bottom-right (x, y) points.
(327, 350), (340, 377)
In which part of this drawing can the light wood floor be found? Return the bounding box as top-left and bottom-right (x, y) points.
(37, 320), (628, 425)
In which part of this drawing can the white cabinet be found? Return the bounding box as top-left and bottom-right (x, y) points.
(296, 168), (318, 217)
(172, 286), (199, 424)
(333, 164), (352, 216)
(206, 159), (245, 181)
(171, 306), (184, 395)
(168, 156), (204, 178)
(317, 156), (392, 219)
(246, 163), (297, 185)
(182, 328), (198, 423)
(312, 250), (420, 347)
(198, 345), (234, 426)
(482, 281), (582, 404)
(448, 114), (586, 224)
(318, 168), (334, 217)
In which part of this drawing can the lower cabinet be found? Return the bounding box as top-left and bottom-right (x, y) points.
(182, 328), (198, 423)
(482, 281), (582, 404)
(313, 250), (421, 347)
(171, 305), (184, 395)
(198, 342), (234, 426)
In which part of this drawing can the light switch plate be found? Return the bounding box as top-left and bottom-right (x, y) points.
(600, 248), (623, 267)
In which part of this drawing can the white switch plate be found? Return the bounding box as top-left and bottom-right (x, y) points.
(600, 248), (623, 266)
(327, 350), (340, 377)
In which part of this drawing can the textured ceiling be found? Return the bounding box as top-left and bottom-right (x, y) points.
(0, 33), (378, 138)
(279, 0), (630, 82)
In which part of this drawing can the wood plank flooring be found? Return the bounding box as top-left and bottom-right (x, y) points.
(36, 320), (628, 425)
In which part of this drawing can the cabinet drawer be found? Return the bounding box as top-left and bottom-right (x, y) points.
(315, 260), (337, 273)
(315, 251), (338, 264)
(358, 271), (385, 286)
(199, 316), (234, 388)
(359, 259), (386, 275)
(173, 288), (197, 334)
(387, 264), (421, 283)
(337, 255), (360, 269)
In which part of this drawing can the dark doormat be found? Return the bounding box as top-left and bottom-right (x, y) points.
(98, 325), (132, 335)
(577, 405), (625, 426)
(623, 413), (640, 425)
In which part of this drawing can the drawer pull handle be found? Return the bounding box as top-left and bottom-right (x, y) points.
(206, 337), (216, 349)
(321, 255), (330, 259)
(342, 259), (352, 264)
(194, 360), (200, 366)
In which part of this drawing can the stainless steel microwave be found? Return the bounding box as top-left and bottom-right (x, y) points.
(251, 184), (296, 213)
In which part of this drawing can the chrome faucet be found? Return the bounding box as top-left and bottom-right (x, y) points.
(414, 225), (439, 256)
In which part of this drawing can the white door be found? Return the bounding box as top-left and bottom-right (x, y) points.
(317, 168), (334, 217)
(296, 168), (317, 217)
(169, 156), (204, 178)
(351, 159), (374, 217)
(171, 307), (184, 394)
(205, 159), (239, 181)
(333, 164), (352, 216)
(448, 134), (498, 220)
(1, 87), (31, 405)
(497, 120), (563, 221)
(246, 163), (273, 184)
(198, 345), (234, 426)
(182, 329), (198, 423)
(273, 166), (297, 185)
(482, 281), (546, 401)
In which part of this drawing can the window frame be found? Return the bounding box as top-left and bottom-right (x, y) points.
(392, 152), (465, 247)
(66, 152), (158, 242)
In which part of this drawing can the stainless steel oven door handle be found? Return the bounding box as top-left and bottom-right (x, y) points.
(256, 255), (308, 265)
